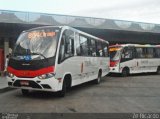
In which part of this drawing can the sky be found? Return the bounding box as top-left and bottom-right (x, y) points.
(0, 0), (160, 24)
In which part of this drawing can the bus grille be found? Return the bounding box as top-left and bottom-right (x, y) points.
(13, 80), (42, 89)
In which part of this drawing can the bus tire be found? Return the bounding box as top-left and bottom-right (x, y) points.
(95, 70), (102, 84)
(21, 89), (29, 96)
(121, 68), (129, 77)
(58, 80), (67, 97)
(157, 67), (160, 75)
(65, 75), (72, 91)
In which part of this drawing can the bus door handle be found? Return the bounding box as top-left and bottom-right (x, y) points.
(137, 62), (139, 67)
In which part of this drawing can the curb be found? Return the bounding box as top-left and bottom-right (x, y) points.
(0, 87), (15, 93)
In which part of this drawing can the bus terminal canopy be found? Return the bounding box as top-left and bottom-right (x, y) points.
(0, 10), (160, 44)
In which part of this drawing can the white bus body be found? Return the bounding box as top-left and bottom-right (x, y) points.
(7, 26), (110, 96)
(109, 44), (160, 76)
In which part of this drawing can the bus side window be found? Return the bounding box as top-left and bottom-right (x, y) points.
(155, 48), (160, 58)
(122, 47), (133, 59)
(102, 42), (109, 57)
(146, 48), (154, 58)
(90, 39), (96, 56)
(135, 47), (145, 58)
(75, 33), (81, 56)
(96, 41), (103, 57)
(79, 35), (89, 56)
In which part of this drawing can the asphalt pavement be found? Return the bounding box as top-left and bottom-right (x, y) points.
(0, 74), (160, 113)
(0, 76), (13, 93)
(0, 76), (7, 88)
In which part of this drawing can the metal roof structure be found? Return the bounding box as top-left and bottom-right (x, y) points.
(0, 10), (160, 45)
(0, 10), (160, 34)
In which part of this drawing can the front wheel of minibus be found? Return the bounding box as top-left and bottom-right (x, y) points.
(21, 89), (29, 96)
(58, 80), (67, 97)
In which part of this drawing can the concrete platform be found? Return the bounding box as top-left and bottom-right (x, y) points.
(0, 76), (8, 89)
(0, 76), (13, 93)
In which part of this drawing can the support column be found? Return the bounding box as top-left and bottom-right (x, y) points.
(4, 37), (9, 60)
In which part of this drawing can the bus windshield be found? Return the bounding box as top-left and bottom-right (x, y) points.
(109, 47), (122, 61)
(12, 28), (60, 60)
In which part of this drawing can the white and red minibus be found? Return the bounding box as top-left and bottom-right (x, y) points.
(109, 44), (160, 76)
(7, 26), (110, 96)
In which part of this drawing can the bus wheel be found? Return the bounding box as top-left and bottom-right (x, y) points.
(95, 71), (102, 84)
(21, 89), (29, 96)
(58, 80), (66, 97)
(121, 68), (129, 77)
(157, 67), (160, 75)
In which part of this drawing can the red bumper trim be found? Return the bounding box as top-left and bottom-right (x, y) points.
(7, 66), (54, 78)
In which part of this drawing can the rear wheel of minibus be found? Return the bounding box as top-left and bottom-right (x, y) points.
(95, 70), (102, 84)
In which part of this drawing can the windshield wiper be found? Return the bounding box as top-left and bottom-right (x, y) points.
(31, 52), (47, 60)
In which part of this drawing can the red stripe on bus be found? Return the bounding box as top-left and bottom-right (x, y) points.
(7, 66), (54, 78)
(110, 61), (119, 67)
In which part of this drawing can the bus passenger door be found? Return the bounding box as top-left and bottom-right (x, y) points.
(121, 47), (137, 73)
(56, 30), (76, 85)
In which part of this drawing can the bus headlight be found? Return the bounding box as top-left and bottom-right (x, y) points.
(38, 73), (55, 79)
(8, 72), (14, 78)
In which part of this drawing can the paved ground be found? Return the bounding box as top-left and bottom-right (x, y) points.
(0, 74), (160, 113)
(0, 76), (8, 89)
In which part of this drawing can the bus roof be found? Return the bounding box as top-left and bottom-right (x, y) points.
(23, 26), (109, 44)
(110, 44), (159, 48)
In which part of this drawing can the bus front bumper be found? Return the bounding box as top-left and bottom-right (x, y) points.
(110, 67), (121, 73)
(7, 76), (62, 92)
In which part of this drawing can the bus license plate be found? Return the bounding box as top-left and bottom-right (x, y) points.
(20, 81), (29, 86)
